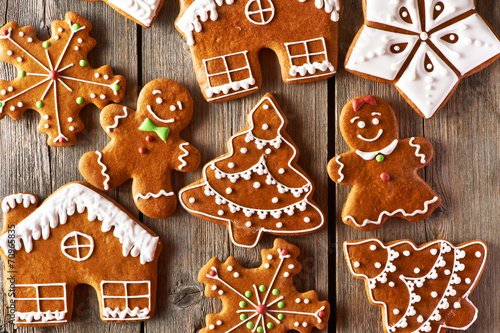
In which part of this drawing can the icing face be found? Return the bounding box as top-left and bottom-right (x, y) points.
(138, 80), (193, 132)
(344, 239), (389, 279)
(340, 96), (399, 152)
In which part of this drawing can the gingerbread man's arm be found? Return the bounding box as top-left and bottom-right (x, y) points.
(327, 151), (358, 186)
(401, 137), (434, 169)
(172, 140), (201, 173)
(99, 104), (133, 135)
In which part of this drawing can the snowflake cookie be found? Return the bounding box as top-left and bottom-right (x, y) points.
(179, 93), (324, 247)
(0, 12), (126, 146)
(327, 95), (441, 231)
(344, 238), (488, 333)
(83, 0), (165, 28)
(345, 0), (500, 119)
(199, 238), (330, 332)
(79, 79), (200, 219)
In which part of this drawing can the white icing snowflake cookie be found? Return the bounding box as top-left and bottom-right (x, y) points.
(345, 0), (500, 119)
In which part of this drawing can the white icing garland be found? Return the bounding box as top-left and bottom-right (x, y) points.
(409, 137), (426, 164)
(335, 156), (344, 182)
(1, 193), (36, 213)
(355, 139), (398, 160)
(178, 142), (190, 170)
(107, 0), (162, 27)
(0, 183), (159, 264)
(103, 307), (150, 320)
(15, 310), (67, 324)
(95, 151), (111, 190)
(105, 106), (129, 132)
(134, 189), (174, 201)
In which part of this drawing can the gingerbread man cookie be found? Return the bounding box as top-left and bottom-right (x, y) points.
(344, 238), (487, 333)
(199, 238), (330, 332)
(79, 79), (200, 219)
(0, 12), (126, 146)
(327, 95), (441, 231)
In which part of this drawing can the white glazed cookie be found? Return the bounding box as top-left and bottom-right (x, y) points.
(83, 0), (165, 28)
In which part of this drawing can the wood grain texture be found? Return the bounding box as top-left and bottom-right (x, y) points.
(335, 1), (500, 333)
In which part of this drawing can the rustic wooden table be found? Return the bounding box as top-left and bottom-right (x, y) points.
(0, 0), (498, 333)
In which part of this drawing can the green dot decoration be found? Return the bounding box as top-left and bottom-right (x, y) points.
(277, 301), (285, 309)
(259, 285), (266, 292)
(267, 322), (274, 329)
(277, 313), (284, 320)
(245, 291), (253, 298)
(72, 23), (80, 31)
(376, 154), (384, 162)
(19, 70), (26, 78)
(239, 301), (247, 308)
(112, 84), (121, 92)
(36, 101), (43, 108)
(42, 41), (50, 48)
(246, 322), (254, 329)
(256, 327), (263, 333)
(240, 314), (247, 321)
(272, 289), (279, 295)
(76, 97), (84, 104)
(0, 101), (3, 108)
(79, 59), (87, 67)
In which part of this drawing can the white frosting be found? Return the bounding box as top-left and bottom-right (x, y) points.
(134, 190), (175, 201)
(13, 283), (68, 324)
(0, 183), (159, 264)
(356, 139), (398, 161)
(245, 0), (275, 25)
(178, 142), (190, 170)
(15, 310), (67, 324)
(310, 0), (341, 21)
(335, 156), (344, 182)
(108, 0), (162, 27)
(409, 137), (426, 164)
(95, 151), (111, 190)
(286, 38), (335, 78)
(423, 0), (475, 31)
(101, 280), (151, 320)
(366, 0), (421, 32)
(2, 193), (36, 213)
(206, 77), (256, 97)
(105, 106), (129, 132)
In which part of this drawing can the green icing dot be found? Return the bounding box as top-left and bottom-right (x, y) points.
(376, 154), (384, 162)
(76, 97), (84, 104)
(246, 322), (254, 329)
(112, 83), (121, 92)
(42, 41), (50, 48)
(277, 301), (285, 309)
(72, 23), (81, 31)
(277, 313), (284, 320)
(36, 101), (43, 108)
(239, 301), (247, 308)
(267, 322), (275, 329)
(245, 291), (253, 298)
(0, 101), (3, 108)
(19, 70), (26, 78)
(272, 289), (279, 295)
(259, 285), (266, 292)
(79, 59), (87, 67)
(256, 327), (263, 333)
(240, 314), (247, 321)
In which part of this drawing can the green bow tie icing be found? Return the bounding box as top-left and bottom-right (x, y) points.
(139, 118), (170, 142)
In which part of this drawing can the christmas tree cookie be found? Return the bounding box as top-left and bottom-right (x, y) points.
(179, 93), (324, 247)
(327, 95), (440, 231)
(344, 238), (488, 333)
(79, 79), (200, 219)
(0, 12), (125, 146)
(199, 238), (330, 332)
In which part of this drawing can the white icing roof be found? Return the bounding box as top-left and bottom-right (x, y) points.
(0, 183), (159, 265)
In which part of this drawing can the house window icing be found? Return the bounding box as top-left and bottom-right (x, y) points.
(245, 0), (275, 25)
(61, 231), (94, 262)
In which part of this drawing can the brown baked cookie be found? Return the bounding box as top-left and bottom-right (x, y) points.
(327, 95), (440, 231)
(199, 238), (330, 332)
(344, 238), (487, 333)
(175, 0), (340, 102)
(79, 79), (200, 219)
(345, 0), (500, 119)
(0, 182), (162, 326)
(83, 0), (165, 28)
(179, 93), (324, 247)
(0, 11), (126, 146)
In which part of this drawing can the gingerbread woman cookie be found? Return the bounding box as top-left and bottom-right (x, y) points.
(344, 238), (487, 333)
(79, 79), (200, 219)
(327, 95), (441, 231)
(0, 12), (125, 146)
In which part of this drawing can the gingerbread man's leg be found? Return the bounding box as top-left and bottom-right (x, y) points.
(341, 187), (387, 231)
(79, 150), (131, 191)
(132, 173), (177, 219)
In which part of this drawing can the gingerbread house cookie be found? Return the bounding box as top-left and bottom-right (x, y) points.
(345, 0), (500, 119)
(83, 0), (165, 28)
(328, 95), (441, 231)
(175, 0), (340, 102)
(0, 182), (162, 326)
(344, 238), (488, 333)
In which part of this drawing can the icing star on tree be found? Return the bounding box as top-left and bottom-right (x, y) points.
(0, 11), (125, 146)
(345, 0), (500, 118)
(179, 93), (324, 248)
(199, 238), (330, 333)
(344, 238), (488, 333)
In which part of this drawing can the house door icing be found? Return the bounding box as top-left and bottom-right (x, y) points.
(245, 0), (275, 25)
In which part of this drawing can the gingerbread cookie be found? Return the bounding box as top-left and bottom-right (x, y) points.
(0, 12), (126, 146)
(0, 182), (162, 326)
(344, 238), (487, 333)
(83, 0), (165, 28)
(79, 79), (200, 219)
(345, 1), (500, 119)
(179, 93), (324, 247)
(175, 0), (340, 102)
(327, 95), (440, 231)
(199, 238), (330, 332)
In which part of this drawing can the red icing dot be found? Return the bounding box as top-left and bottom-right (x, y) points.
(58, 137), (66, 143)
(256, 305), (267, 314)
(49, 70), (59, 81)
(318, 310), (326, 318)
(280, 249), (288, 256)
(146, 135), (154, 142)
(380, 172), (390, 182)
(2, 30), (8, 36)
(209, 269), (216, 277)
(138, 147), (147, 154)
